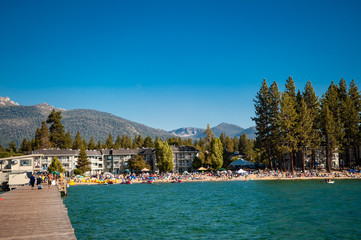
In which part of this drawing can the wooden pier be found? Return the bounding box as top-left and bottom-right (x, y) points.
(0, 185), (76, 240)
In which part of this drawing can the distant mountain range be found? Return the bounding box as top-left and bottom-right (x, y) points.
(169, 123), (256, 140)
(0, 97), (256, 147)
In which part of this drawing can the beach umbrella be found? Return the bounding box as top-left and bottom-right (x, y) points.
(141, 168), (150, 172)
(349, 169), (356, 173)
(51, 171), (59, 175)
(198, 167), (208, 171)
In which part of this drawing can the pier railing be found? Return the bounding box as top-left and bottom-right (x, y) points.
(57, 178), (68, 196)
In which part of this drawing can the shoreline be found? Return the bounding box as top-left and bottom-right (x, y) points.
(69, 175), (361, 186)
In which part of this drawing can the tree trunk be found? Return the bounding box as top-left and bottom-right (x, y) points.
(281, 154), (285, 172)
(290, 149), (294, 173)
(339, 152), (343, 171)
(326, 145), (332, 173)
(301, 148), (305, 173)
(311, 150), (315, 170)
(268, 149), (273, 170)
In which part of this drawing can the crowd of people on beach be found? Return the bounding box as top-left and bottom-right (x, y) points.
(68, 169), (361, 185)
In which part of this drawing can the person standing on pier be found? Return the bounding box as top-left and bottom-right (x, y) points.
(29, 175), (35, 189)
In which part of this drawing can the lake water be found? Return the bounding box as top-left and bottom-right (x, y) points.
(63, 180), (361, 240)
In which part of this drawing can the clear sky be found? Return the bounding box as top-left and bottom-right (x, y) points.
(1, 0), (360, 131)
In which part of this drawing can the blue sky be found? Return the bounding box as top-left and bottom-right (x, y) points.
(1, 0), (360, 131)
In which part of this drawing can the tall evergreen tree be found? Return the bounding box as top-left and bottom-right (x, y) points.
(123, 135), (133, 149)
(76, 147), (91, 174)
(114, 135), (123, 149)
(143, 136), (154, 148)
(210, 137), (223, 169)
(46, 109), (66, 148)
(39, 121), (51, 149)
(133, 135), (144, 148)
(72, 131), (83, 150)
(278, 92), (298, 172)
(105, 133), (114, 149)
(96, 140), (103, 150)
(253, 79), (272, 168)
(88, 137), (97, 150)
(296, 98), (313, 172)
(20, 139), (32, 153)
(320, 100), (337, 172)
(302, 81), (321, 169)
(268, 81), (281, 169)
(64, 132), (73, 149)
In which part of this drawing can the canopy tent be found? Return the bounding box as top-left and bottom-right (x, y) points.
(230, 158), (255, 167)
(237, 169), (247, 174)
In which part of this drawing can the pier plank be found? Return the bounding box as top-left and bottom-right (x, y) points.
(0, 185), (76, 240)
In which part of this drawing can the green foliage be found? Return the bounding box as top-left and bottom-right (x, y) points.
(8, 140), (17, 152)
(72, 131), (83, 150)
(104, 133), (114, 149)
(76, 147), (91, 174)
(48, 156), (65, 173)
(46, 109), (66, 148)
(64, 132), (73, 149)
(155, 140), (174, 172)
(210, 137), (223, 169)
(20, 138), (32, 153)
(143, 136), (154, 148)
(73, 169), (82, 175)
(128, 155), (151, 172)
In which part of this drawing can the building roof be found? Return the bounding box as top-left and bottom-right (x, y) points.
(33, 149), (78, 156)
(171, 146), (199, 153)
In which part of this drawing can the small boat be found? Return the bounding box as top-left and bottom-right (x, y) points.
(327, 181), (335, 184)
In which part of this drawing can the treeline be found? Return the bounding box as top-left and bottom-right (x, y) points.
(0, 109), (256, 169)
(253, 77), (361, 172)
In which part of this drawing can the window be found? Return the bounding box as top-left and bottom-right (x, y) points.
(20, 159), (31, 166)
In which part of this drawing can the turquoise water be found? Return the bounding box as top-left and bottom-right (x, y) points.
(64, 180), (361, 240)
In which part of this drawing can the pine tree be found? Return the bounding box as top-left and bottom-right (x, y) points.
(268, 81), (281, 169)
(39, 121), (51, 149)
(114, 135), (122, 149)
(253, 79), (271, 168)
(34, 128), (41, 149)
(76, 147), (91, 174)
(48, 156), (65, 173)
(210, 137), (223, 169)
(204, 124), (214, 149)
(133, 135), (144, 148)
(72, 131), (83, 150)
(224, 136), (234, 152)
(88, 137), (97, 150)
(320, 100), (337, 172)
(123, 135), (133, 149)
(96, 140), (103, 150)
(296, 98), (313, 172)
(46, 109), (66, 149)
(343, 80), (361, 166)
(105, 133), (114, 149)
(302, 81), (321, 169)
(155, 140), (174, 172)
(82, 138), (88, 150)
(20, 139), (32, 153)
(64, 132), (73, 149)
(143, 136), (154, 148)
(278, 92), (298, 172)
(8, 140), (17, 152)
